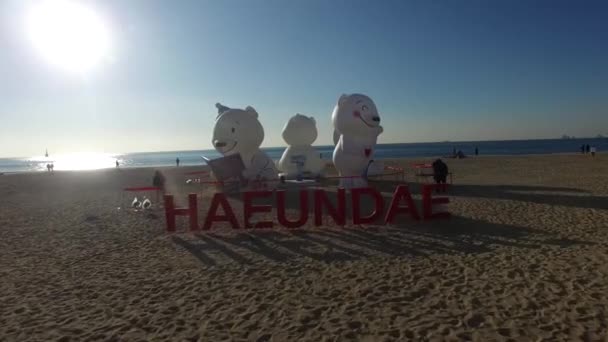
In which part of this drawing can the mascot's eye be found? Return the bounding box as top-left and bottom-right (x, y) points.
(362, 105), (368, 111)
(231, 128), (235, 133)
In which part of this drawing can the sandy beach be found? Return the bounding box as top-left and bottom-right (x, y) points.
(1, 153), (607, 341)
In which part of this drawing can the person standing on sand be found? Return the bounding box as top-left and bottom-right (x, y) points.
(475, 147), (479, 156)
(176, 157), (180, 167)
(116, 160), (119, 168)
(153, 170), (166, 192)
(581, 144), (585, 154)
(432, 159), (448, 191)
(586, 144), (591, 154)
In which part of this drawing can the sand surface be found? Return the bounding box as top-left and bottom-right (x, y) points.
(1, 153), (608, 341)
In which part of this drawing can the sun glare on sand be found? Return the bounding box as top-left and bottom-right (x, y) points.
(25, 0), (111, 74)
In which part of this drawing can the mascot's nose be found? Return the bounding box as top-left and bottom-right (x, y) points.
(372, 116), (380, 122)
(214, 141), (227, 148)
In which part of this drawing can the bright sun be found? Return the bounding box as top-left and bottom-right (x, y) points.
(26, 0), (111, 74)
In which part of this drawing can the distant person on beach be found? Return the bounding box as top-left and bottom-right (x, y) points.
(153, 170), (166, 192)
(176, 157), (180, 167)
(581, 144), (585, 154)
(475, 147), (479, 156)
(116, 160), (120, 168)
(46, 164), (51, 172)
(50, 163), (54, 172)
(586, 144), (590, 154)
(457, 150), (466, 159)
(432, 159), (448, 190)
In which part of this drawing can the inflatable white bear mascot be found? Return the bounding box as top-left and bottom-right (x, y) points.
(212, 103), (279, 187)
(332, 94), (383, 189)
(278, 114), (324, 179)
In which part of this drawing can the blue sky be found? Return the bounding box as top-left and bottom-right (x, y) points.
(1, 0), (607, 157)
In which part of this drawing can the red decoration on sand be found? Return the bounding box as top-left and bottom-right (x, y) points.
(314, 188), (346, 226)
(243, 190), (274, 229)
(385, 185), (420, 223)
(203, 193), (240, 230)
(164, 194), (198, 232)
(276, 190), (309, 228)
(163, 183), (450, 232)
(351, 187), (384, 225)
(422, 184), (450, 219)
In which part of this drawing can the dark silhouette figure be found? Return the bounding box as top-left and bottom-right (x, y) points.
(176, 157), (180, 167)
(475, 147), (479, 156)
(46, 164), (51, 172)
(432, 159), (448, 189)
(586, 144), (591, 153)
(115, 160), (119, 168)
(153, 170), (166, 191)
(581, 144), (585, 154)
(50, 163), (54, 172)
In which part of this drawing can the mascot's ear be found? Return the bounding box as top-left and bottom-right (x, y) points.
(215, 103), (230, 116)
(338, 94), (349, 106)
(245, 106), (259, 118)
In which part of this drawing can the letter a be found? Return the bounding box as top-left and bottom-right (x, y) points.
(385, 185), (420, 223)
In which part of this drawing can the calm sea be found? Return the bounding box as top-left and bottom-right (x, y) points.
(1, 138), (606, 173)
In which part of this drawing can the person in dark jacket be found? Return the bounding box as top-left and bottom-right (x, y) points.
(432, 159), (448, 188)
(152, 170), (165, 191)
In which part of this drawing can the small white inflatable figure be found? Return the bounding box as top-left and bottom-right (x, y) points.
(212, 103), (279, 187)
(278, 114), (323, 179)
(332, 93), (383, 189)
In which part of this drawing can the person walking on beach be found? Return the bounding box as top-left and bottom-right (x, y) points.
(116, 160), (120, 168)
(475, 147), (479, 156)
(176, 157), (180, 167)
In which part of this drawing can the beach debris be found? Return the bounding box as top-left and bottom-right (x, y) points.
(131, 197), (142, 209)
(142, 198), (152, 210)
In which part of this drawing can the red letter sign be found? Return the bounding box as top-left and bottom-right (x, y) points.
(314, 188), (346, 226)
(243, 191), (274, 228)
(276, 190), (309, 229)
(351, 187), (384, 225)
(202, 193), (240, 230)
(384, 185), (420, 223)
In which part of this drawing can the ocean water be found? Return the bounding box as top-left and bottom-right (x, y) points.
(1, 138), (606, 173)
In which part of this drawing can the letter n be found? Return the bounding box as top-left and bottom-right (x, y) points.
(314, 189), (345, 226)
